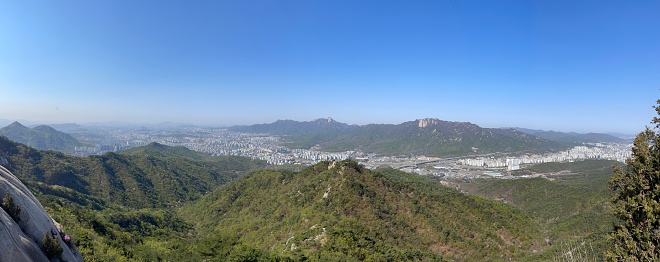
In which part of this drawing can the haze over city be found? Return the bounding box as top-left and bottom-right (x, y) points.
(1, 1), (658, 134)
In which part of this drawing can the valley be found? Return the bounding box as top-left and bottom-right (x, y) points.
(0, 121), (631, 260)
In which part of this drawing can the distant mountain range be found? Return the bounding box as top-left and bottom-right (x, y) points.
(511, 127), (629, 144)
(231, 117), (350, 136)
(0, 122), (82, 153)
(230, 118), (571, 157)
(48, 123), (85, 132)
(0, 118), (630, 158)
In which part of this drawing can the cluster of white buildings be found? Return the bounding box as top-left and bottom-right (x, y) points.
(291, 149), (353, 162)
(457, 158), (522, 170)
(457, 143), (632, 170)
(70, 127), (357, 165)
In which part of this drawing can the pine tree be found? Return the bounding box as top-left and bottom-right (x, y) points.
(606, 100), (660, 261)
(42, 232), (63, 260)
(1, 193), (21, 222)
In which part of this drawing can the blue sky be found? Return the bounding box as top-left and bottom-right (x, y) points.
(0, 1), (658, 133)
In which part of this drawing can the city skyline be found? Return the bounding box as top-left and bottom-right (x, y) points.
(1, 1), (659, 134)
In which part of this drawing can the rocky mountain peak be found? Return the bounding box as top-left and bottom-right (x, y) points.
(417, 118), (442, 128)
(313, 117), (337, 124)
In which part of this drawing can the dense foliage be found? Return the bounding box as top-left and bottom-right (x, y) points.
(0, 138), (266, 208)
(182, 160), (544, 261)
(457, 160), (617, 260)
(0, 138), (267, 261)
(606, 102), (660, 261)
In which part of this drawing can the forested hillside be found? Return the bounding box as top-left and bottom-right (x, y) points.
(0, 138), (266, 208)
(512, 128), (628, 144)
(182, 160), (545, 261)
(0, 137), (268, 260)
(0, 122), (82, 153)
(230, 118), (569, 156)
(456, 160), (617, 260)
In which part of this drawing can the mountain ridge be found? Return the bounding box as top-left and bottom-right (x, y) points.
(0, 122), (82, 153)
(0, 137), (267, 209)
(229, 118), (570, 156)
(510, 127), (628, 144)
(0, 137), (269, 260)
(182, 160), (545, 261)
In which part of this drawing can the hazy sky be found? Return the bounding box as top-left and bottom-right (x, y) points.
(1, 1), (658, 133)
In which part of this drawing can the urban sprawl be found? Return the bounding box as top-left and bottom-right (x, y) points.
(70, 126), (632, 180)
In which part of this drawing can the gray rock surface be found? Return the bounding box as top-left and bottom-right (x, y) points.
(0, 165), (83, 262)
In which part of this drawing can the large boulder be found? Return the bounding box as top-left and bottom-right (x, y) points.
(0, 165), (83, 262)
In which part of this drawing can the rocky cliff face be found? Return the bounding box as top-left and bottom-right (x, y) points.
(0, 165), (83, 262)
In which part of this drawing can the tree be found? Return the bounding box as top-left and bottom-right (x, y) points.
(42, 232), (63, 260)
(1, 193), (21, 222)
(607, 100), (660, 261)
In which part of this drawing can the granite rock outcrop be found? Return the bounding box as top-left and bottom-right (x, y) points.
(0, 165), (83, 262)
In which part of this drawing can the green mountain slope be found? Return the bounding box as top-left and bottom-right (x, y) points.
(230, 118), (569, 156)
(0, 137), (266, 208)
(182, 160), (545, 261)
(456, 160), (617, 260)
(0, 122), (83, 153)
(119, 142), (208, 159)
(0, 137), (268, 260)
(326, 120), (567, 156)
(512, 128), (628, 144)
(230, 118), (351, 137)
